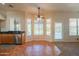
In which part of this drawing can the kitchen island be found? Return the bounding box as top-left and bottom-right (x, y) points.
(0, 31), (25, 45)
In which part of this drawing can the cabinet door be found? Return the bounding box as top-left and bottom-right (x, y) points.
(0, 34), (2, 43)
(1, 34), (15, 44)
(7, 34), (15, 44)
(1, 34), (8, 43)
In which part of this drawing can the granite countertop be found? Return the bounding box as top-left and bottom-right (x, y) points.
(0, 31), (25, 34)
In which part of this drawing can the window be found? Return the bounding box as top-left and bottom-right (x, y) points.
(16, 24), (21, 31)
(34, 18), (43, 35)
(26, 18), (52, 37)
(69, 18), (77, 36)
(69, 18), (79, 36)
(26, 19), (32, 36)
(15, 20), (21, 31)
(78, 19), (79, 35)
(46, 18), (51, 35)
(55, 23), (62, 39)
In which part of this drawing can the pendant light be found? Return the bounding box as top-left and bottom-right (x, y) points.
(37, 7), (41, 21)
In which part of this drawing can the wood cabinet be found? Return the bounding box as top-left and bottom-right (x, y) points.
(0, 34), (15, 44)
(0, 32), (25, 44)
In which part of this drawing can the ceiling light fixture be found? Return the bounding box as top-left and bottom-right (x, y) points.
(36, 7), (44, 21)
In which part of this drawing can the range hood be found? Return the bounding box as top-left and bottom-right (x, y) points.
(0, 14), (5, 20)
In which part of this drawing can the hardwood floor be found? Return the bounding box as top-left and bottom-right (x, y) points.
(55, 42), (79, 56)
(0, 41), (79, 56)
(0, 40), (61, 56)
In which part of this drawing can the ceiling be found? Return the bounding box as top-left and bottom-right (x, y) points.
(0, 3), (79, 15)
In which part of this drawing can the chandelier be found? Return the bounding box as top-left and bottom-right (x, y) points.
(36, 7), (44, 21)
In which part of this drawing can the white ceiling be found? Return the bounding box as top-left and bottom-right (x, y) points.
(0, 3), (79, 14)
